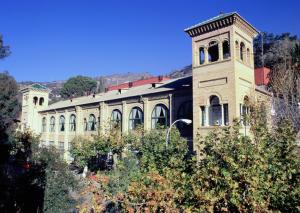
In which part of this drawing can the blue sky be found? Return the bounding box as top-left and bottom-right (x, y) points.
(1, 0), (299, 82)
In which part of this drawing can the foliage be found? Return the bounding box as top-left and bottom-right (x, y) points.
(41, 150), (78, 213)
(0, 34), (10, 59)
(104, 153), (141, 197)
(254, 32), (299, 69)
(60, 75), (97, 98)
(0, 72), (20, 161)
(75, 107), (300, 212)
(70, 128), (125, 169)
(13, 131), (79, 213)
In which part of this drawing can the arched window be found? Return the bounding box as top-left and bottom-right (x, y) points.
(246, 48), (250, 64)
(33, 97), (38, 105)
(235, 41), (239, 59)
(39, 97), (44, 106)
(42, 117), (46, 132)
(222, 40), (230, 59)
(151, 104), (169, 129)
(199, 47), (205, 65)
(208, 41), (219, 62)
(177, 101), (193, 137)
(88, 114), (97, 131)
(209, 95), (222, 126)
(111, 110), (122, 129)
(83, 118), (88, 131)
(59, 115), (65, 132)
(129, 107), (143, 130)
(50, 116), (55, 132)
(69, 114), (76, 132)
(240, 42), (245, 61)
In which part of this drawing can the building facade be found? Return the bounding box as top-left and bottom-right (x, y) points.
(20, 12), (271, 159)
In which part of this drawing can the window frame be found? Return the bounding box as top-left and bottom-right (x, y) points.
(129, 107), (144, 130)
(151, 104), (169, 129)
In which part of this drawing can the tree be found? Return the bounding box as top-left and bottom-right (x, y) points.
(0, 34), (10, 59)
(0, 72), (20, 160)
(60, 75), (97, 98)
(270, 43), (300, 132)
(97, 76), (107, 93)
(254, 32), (299, 69)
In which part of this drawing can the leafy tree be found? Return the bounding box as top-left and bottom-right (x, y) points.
(60, 75), (97, 98)
(0, 34), (10, 59)
(0, 72), (20, 161)
(15, 131), (78, 213)
(70, 127), (124, 169)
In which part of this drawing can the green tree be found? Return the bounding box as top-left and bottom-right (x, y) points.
(60, 75), (97, 98)
(15, 131), (79, 213)
(0, 72), (20, 160)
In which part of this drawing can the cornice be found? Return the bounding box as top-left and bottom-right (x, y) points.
(185, 13), (259, 38)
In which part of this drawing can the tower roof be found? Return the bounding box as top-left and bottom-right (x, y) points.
(184, 12), (259, 38)
(20, 83), (49, 93)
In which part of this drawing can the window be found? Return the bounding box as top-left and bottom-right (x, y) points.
(151, 104), (169, 129)
(235, 41), (239, 59)
(42, 117), (46, 132)
(247, 48), (250, 64)
(69, 114), (76, 131)
(39, 97), (44, 106)
(222, 40), (230, 59)
(208, 41), (219, 62)
(50, 116), (55, 132)
(177, 101), (193, 137)
(129, 107), (143, 130)
(209, 96), (222, 126)
(199, 47), (205, 65)
(59, 115), (65, 132)
(200, 106), (206, 126)
(83, 118), (88, 131)
(88, 114), (97, 131)
(111, 110), (122, 129)
(223, 104), (229, 126)
(33, 96), (38, 105)
(240, 42), (245, 61)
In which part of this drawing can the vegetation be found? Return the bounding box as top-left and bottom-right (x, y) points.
(0, 34), (10, 59)
(60, 75), (97, 98)
(253, 32), (299, 69)
(13, 131), (79, 213)
(74, 105), (300, 212)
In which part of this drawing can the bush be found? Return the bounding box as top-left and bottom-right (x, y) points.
(13, 131), (79, 213)
(75, 109), (300, 212)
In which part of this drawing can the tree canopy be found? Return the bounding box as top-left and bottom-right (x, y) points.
(0, 72), (20, 160)
(60, 75), (97, 98)
(254, 32), (299, 69)
(0, 34), (10, 59)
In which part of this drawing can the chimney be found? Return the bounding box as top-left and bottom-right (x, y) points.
(255, 67), (270, 86)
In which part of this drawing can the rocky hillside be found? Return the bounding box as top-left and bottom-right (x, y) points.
(18, 65), (192, 102)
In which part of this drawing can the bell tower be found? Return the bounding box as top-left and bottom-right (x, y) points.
(20, 84), (49, 133)
(185, 12), (259, 141)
